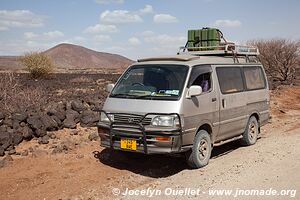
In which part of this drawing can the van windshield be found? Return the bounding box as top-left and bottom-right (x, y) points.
(110, 64), (189, 100)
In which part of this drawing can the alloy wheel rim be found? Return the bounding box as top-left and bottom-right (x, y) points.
(198, 139), (208, 160)
(249, 122), (257, 141)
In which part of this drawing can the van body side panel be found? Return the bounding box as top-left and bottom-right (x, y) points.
(244, 90), (269, 124)
(244, 66), (270, 126)
(216, 92), (248, 141)
(214, 65), (248, 142)
(243, 65), (270, 127)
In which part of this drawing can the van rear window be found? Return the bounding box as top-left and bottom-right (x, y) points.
(243, 66), (266, 90)
(216, 67), (244, 94)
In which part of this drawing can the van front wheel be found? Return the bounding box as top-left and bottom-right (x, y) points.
(241, 116), (258, 146)
(187, 130), (212, 169)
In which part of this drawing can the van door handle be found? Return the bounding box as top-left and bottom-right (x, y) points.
(222, 99), (226, 108)
(212, 97), (217, 102)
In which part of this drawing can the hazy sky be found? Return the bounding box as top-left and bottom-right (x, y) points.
(0, 0), (299, 60)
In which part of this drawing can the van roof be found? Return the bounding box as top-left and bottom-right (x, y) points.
(136, 55), (260, 66)
(137, 55), (199, 62)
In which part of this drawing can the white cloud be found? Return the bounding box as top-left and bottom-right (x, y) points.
(24, 32), (39, 39)
(84, 24), (118, 34)
(94, 35), (111, 42)
(138, 30), (155, 37)
(0, 39), (57, 55)
(72, 36), (87, 43)
(24, 30), (64, 41)
(212, 19), (241, 28)
(143, 34), (186, 55)
(43, 30), (64, 39)
(128, 37), (141, 46)
(0, 26), (8, 31)
(144, 34), (185, 46)
(139, 5), (153, 15)
(153, 14), (178, 23)
(95, 0), (124, 4)
(0, 10), (44, 30)
(100, 10), (143, 24)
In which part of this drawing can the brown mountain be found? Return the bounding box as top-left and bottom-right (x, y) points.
(44, 43), (133, 70)
(0, 43), (133, 71)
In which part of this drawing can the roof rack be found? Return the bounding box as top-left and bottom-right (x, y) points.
(177, 43), (260, 63)
(178, 44), (260, 56)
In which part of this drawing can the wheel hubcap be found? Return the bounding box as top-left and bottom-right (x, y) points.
(198, 139), (208, 160)
(249, 122), (257, 141)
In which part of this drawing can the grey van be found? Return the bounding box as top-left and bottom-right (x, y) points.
(97, 45), (270, 168)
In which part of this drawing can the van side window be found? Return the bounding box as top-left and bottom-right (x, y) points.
(191, 72), (211, 92)
(243, 66), (266, 90)
(216, 67), (244, 94)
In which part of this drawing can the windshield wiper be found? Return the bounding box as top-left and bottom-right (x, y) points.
(111, 93), (179, 99)
(110, 93), (138, 98)
(135, 93), (178, 99)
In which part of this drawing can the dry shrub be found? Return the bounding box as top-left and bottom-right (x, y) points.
(20, 52), (55, 79)
(0, 72), (46, 112)
(248, 39), (300, 86)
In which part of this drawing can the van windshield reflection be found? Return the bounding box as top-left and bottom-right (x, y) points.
(110, 65), (188, 100)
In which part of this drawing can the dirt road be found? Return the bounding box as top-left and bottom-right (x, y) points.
(0, 87), (299, 200)
(119, 114), (300, 200)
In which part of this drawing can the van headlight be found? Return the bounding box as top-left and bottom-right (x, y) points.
(151, 115), (180, 128)
(100, 112), (114, 123)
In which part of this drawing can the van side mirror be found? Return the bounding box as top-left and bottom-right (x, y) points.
(187, 85), (202, 98)
(106, 84), (115, 93)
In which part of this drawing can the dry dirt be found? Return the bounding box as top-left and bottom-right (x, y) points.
(0, 86), (299, 200)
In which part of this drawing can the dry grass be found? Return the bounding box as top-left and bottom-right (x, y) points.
(0, 72), (46, 112)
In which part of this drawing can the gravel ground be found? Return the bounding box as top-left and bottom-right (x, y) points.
(0, 85), (299, 200)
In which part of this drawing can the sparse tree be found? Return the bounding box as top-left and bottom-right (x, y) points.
(249, 39), (300, 85)
(20, 51), (55, 78)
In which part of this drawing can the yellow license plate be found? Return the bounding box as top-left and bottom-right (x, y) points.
(120, 138), (137, 151)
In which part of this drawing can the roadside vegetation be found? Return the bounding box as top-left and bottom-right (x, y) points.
(249, 39), (300, 88)
(0, 72), (45, 112)
(20, 52), (55, 79)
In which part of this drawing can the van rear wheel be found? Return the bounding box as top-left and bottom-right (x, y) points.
(187, 130), (212, 169)
(241, 116), (258, 146)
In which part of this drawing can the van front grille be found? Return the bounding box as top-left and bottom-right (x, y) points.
(113, 114), (152, 125)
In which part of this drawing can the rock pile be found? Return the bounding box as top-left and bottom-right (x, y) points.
(0, 99), (100, 157)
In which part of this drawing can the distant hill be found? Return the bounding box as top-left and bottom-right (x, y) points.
(0, 43), (133, 71)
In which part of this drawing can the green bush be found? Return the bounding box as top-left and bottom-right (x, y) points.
(20, 52), (55, 78)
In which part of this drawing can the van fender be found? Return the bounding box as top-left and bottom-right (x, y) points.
(245, 111), (261, 132)
(194, 120), (217, 143)
(182, 120), (215, 146)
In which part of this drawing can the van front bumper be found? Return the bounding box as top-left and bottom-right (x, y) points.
(97, 112), (184, 154)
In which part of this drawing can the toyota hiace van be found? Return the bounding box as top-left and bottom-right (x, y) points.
(97, 43), (270, 168)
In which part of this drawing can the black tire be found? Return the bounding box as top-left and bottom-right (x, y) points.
(186, 130), (212, 169)
(241, 116), (259, 146)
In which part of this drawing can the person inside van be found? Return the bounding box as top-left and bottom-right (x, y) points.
(191, 73), (211, 92)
